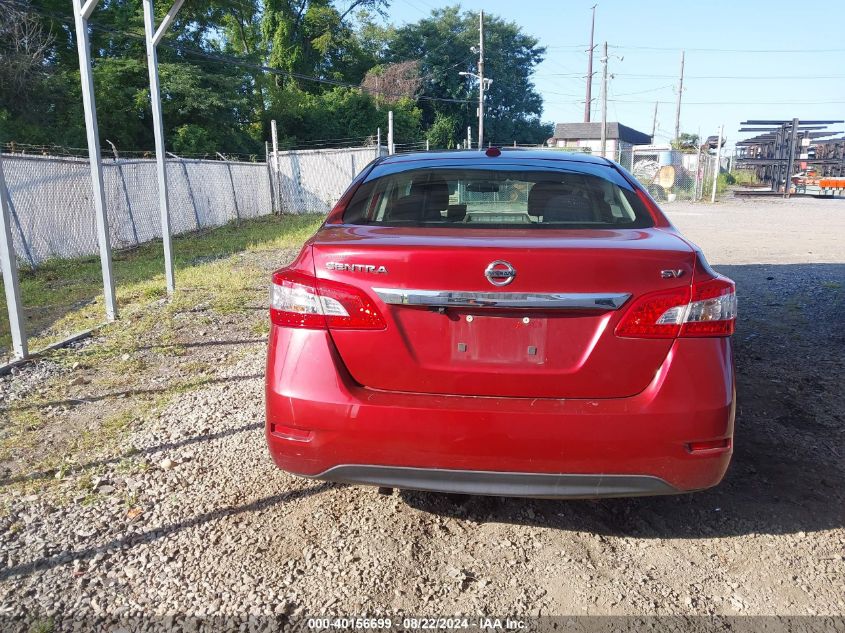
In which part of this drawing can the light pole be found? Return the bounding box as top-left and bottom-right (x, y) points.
(459, 71), (493, 149)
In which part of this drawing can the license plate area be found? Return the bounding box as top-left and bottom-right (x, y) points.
(450, 311), (548, 365)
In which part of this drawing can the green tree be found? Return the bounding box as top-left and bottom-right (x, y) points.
(261, 0), (387, 86)
(268, 85), (421, 146)
(426, 112), (461, 149)
(385, 6), (552, 145)
(2, 0), (549, 155)
(671, 133), (700, 152)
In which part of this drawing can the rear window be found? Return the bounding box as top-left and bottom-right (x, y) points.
(343, 166), (653, 228)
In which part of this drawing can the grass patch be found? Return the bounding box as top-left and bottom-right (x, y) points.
(1, 213), (323, 357)
(731, 169), (759, 185)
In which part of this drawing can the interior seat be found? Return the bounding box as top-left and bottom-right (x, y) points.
(529, 182), (597, 222)
(542, 193), (597, 222)
(386, 176), (450, 222)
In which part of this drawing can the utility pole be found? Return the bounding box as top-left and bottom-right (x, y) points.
(674, 50), (685, 143)
(467, 126), (472, 149)
(711, 124), (723, 203)
(477, 10), (485, 149)
(584, 4), (597, 122)
(600, 41), (608, 158)
(651, 101), (658, 140)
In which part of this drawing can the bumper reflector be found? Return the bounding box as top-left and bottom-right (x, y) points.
(687, 438), (731, 454)
(270, 423), (314, 442)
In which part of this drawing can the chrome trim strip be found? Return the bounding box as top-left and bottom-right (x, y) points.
(372, 288), (631, 310)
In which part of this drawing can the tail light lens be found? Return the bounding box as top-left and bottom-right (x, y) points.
(270, 269), (386, 330)
(616, 276), (736, 339)
(681, 277), (738, 336)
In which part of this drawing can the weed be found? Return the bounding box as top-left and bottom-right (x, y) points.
(28, 619), (54, 633)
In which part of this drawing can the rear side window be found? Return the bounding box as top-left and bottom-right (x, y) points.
(343, 166), (653, 228)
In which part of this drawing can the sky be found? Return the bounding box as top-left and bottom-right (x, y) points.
(382, 0), (845, 148)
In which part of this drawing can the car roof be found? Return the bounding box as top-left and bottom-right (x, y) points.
(375, 149), (612, 167)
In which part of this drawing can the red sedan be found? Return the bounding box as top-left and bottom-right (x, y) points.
(265, 149), (736, 498)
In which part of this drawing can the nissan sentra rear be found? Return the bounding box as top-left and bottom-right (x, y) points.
(265, 150), (736, 498)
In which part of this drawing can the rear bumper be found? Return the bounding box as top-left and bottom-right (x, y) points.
(311, 465), (677, 498)
(265, 328), (735, 497)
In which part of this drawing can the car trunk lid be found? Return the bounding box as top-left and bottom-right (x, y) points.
(312, 225), (695, 399)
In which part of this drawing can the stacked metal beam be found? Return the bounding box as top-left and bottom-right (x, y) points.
(735, 119), (845, 191)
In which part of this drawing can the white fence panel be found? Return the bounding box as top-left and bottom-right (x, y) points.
(1, 154), (272, 267)
(2, 145), (381, 267)
(272, 146), (381, 215)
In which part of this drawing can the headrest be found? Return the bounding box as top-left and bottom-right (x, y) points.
(385, 176), (450, 222)
(542, 193), (596, 223)
(528, 182), (569, 215)
(410, 177), (450, 218)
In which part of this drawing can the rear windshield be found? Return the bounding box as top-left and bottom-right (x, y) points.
(343, 166), (653, 228)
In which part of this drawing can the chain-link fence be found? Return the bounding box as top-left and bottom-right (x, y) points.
(2, 153), (272, 267)
(617, 148), (721, 202)
(269, 146), (384, 215)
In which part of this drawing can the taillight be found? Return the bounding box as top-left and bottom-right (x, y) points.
(681, 277), (737, 336)
(616, 276), (736, 339)
(269, 269), (386, 330)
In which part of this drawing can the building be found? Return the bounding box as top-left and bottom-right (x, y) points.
(547, 122), (652, 158)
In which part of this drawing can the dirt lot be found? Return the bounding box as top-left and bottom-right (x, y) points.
(0, 194), (843, 631)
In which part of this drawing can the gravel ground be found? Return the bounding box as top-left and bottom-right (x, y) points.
(0, 195), (843, 631)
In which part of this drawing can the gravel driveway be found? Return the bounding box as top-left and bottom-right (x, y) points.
(1, 195), (843, 631)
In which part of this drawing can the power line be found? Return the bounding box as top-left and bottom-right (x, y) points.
(545, 44), (590, 50)
(543, 98), (845, 106)
(610, 44), (845, 53)
(612, 84), (674, 97)
(620, 73), (845, 80)
(541, 72), (845, 80)
(612, 99), (845, 105)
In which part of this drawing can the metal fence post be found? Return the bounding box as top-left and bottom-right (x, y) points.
(1, 182), (35, 268)
(271, 120), (281, 213)
(265, 141), (276, 214)
(0, 156), (27, 359)
(72, 0), (118, 321)
(388, 111), (394, 155)
(694, 142), (703, 201)
(143, 0), (184, 295)
(225, 162), (241, 223)
(165, 152), (201, 229)
(711, 124), (723, 203)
